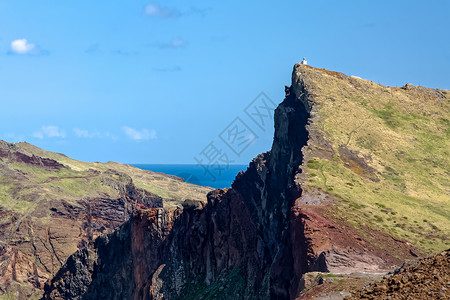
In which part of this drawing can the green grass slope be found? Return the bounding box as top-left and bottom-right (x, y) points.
(295, 65), (449, 253)
(12, 141), (212, 209)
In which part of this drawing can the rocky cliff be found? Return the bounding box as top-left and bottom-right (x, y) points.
(0, 141), (211, 299)
(42, 64), (449, 299)
(42, 80), (310, 300)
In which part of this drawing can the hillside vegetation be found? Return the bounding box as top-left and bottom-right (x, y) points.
(6, 141), (211, 209)
(296, 65), (450, 253)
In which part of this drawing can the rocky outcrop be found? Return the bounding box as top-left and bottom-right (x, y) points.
(0, 148), (64, 171)
(346, 249), (449, 299)
(42, 64), (427, 300)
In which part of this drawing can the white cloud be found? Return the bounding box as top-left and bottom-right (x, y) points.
(10, 39), (35, 54)
(72, 128), (119, 140)
(73, 128), (100, 138)
(144, 3), (181, 18)
(9, 39), (48, 56)
(73, 128), (120, 140)
(33, 126), (66, 139)
(122, 126), (156, 141)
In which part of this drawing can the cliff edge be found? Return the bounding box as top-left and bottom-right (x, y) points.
(42, 64), (450, 300)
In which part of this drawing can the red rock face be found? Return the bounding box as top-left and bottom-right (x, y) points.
(0, 149), (64, 170)
(289, 201), (421, 299)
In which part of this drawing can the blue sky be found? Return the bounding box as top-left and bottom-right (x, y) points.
(1, 1), (449, 164)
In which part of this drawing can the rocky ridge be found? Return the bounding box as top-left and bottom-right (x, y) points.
(39, 64), (448, 299)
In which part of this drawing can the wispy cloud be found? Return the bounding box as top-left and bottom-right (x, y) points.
(73, 128), (119, 140)
(122, 126), (156, 141)
(85, 43), (101, 54)
(85, 44), (139, 56)
(104, 132), (119, 140)
(148, 38), (188, 50)
(112, 49), (139, 56)
(144, 3), (181, 18)
(158, 38), (188, 49)
(153, 66), (182, 72)
(73, 128), (100, 138)
(144, 3), (211, 18)
(33, 126), (66, 139)
(9, 39), (48, 56)
(189, 6), (212, 17)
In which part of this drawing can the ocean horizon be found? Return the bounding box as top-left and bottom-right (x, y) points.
(131, 164), (248, 189)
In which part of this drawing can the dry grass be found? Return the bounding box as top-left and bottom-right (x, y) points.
(0, 142), (212, 214)
(295, 64), (450, 253)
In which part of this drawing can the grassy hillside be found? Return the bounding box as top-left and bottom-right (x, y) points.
(295, 65), (450, 253)
(13, 142), (211, 209)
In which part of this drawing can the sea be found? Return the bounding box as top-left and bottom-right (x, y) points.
(131, 164), (248, 189)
